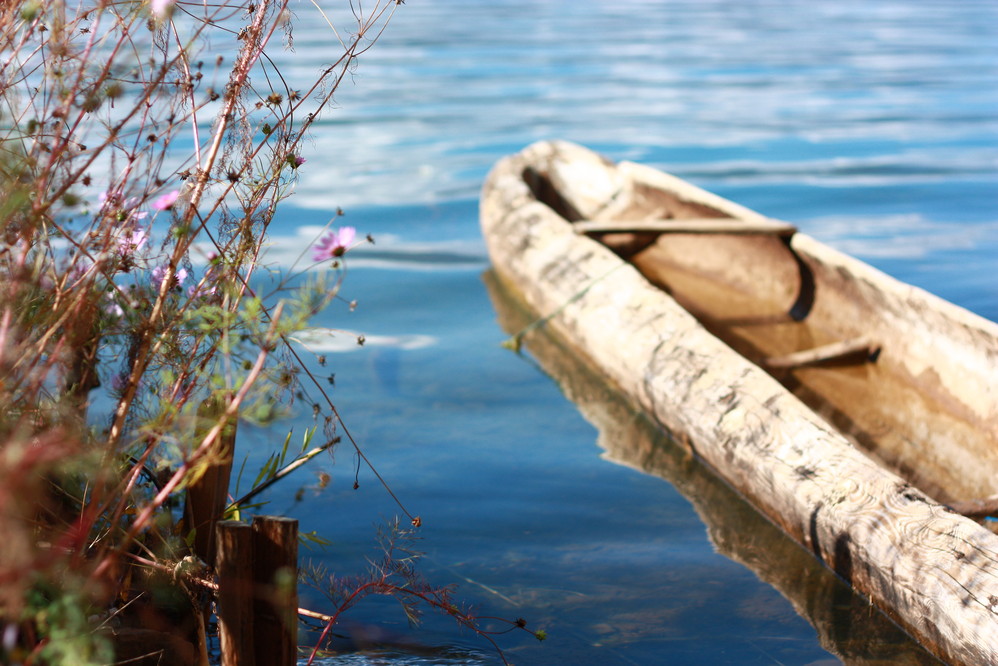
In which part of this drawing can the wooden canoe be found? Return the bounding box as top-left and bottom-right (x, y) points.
(479, 140), (998, 666)
(484, 269), (940, 664)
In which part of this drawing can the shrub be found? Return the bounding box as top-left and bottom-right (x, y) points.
(1, 0), (542, 661)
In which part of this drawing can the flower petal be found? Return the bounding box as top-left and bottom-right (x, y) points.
(151, 190), (180, 211)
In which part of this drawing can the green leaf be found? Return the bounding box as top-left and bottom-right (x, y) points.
(301, 425), (316, 453)
(278, 429), (293, 467)
(299, 529), (332, 548)
(251, 452), (278, 488)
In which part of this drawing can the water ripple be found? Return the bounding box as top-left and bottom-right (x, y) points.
(276, 0), (997, 214)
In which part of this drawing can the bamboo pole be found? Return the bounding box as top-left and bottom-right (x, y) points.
(251, 516), (299, 666)
(216, 520), (255, 666)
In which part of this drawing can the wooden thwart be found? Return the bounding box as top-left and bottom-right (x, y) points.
(482, 140), (998, 666)
(574, 217), (798, 237)
(765, 337), (879, 369)
(949, 495), (998, 520)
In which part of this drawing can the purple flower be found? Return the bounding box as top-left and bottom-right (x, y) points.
(111, 373), (130, 393)
(3, 623), (18, 652)
(117, 229), (148, 256)
(312, 226), (357, 262)
(99, 191), (140, 208)
(151, 190), (180, 211)
(104, 300), (124, 318)
(188, 283), (218, 301)
(99, 191), (146, 222)
(152, 264), (188, 291)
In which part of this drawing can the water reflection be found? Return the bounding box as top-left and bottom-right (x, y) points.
(482, 269), (938, 665)
(254, 0), (996, 661)
(304, 643), (492, 666)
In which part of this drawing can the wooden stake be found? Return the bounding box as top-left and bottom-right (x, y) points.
(216, 520), (255, 666)
(186, 393), (237, 566)
(252, 516), (298, 666)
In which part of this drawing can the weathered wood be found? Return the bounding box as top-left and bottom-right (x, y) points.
(216, 520), (255, 666)
(618, 157), (998, 502)
(480, 140), (998, 666)
(484, 269), (940, 663)
(949, 495), (998, 520)
(574, 217), (798, 237)
(251, 516), (298, 666)
(764, 336), (879, 369)
(185, 393), (236, 566)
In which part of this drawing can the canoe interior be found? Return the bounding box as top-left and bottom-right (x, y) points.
(521, 147), (998, 505)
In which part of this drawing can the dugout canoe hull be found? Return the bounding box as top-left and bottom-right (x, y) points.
(479, 141), (998, 666)
(484, 269), (942, 664)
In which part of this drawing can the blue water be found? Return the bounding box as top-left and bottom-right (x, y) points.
(240, 1), (996, 663)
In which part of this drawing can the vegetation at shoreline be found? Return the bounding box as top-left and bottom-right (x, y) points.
(0, 0), (540, 662)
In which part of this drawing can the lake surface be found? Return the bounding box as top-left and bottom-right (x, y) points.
(241, 1), (997, 663)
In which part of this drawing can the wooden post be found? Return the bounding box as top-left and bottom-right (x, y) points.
(215, 521), (255, 666)
(251, 516), (298, 666)
(186, 393), (237, 566)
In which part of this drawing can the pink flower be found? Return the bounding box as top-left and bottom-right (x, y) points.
(117, 229), (148, 256)
(104, 300), (124, 318)
(98, 191), (121, 207)
(151, 190), (180, 211)
(151, 0), (175, 18)
(312, 226), (357, 261)
(152, 264), (188, 291)
(99, 191), (145, 221)
(188, 283), (218, 301)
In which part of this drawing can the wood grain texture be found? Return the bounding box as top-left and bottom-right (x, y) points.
(764, 336), (878, 368)
(574, 217), (798, 237)
(216, 520), (255, 666)
(251, 516), (298, 666)
(480, 140), (998, 666)
(484, 269), (941, 664)
(186, 393), (236, 566)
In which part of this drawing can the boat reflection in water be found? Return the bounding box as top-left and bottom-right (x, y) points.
(483, 269), (937, 665)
